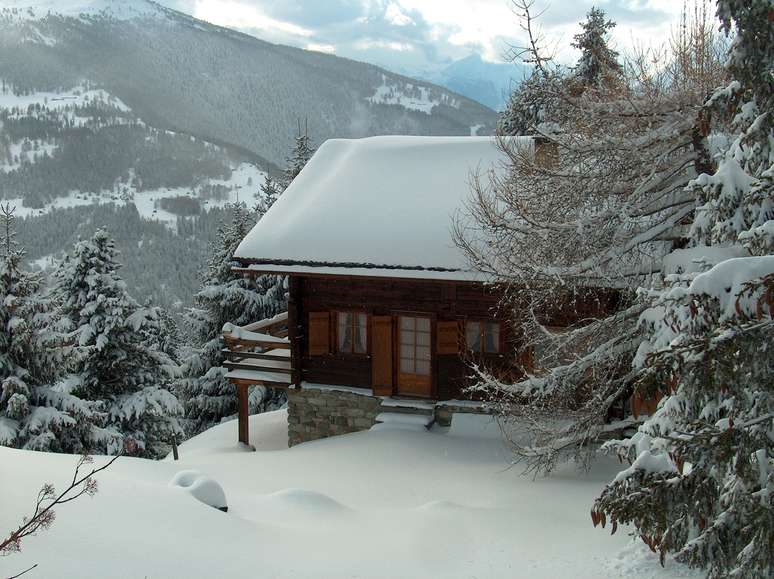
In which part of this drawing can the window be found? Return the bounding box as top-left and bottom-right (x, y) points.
(465, 321), (501, 354)
(399, 316), (431, 376)
(337, 312), (368, 354)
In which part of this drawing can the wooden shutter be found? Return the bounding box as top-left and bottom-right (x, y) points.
(371, 316), (393, 396)
(436, 320), (461, 355)
(308, 312), (330, 356)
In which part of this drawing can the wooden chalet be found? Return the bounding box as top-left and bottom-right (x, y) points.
(222, 136), (588, 446)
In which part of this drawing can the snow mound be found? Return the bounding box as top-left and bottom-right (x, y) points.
(264, 488), (351, 513)
(416, 499), (469, 512)
(169, 470), (228, 512)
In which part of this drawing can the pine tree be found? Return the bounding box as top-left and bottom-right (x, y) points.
(593, 3), (773, 576)
(570, 7), (623, 89)
(178, 124), (316, 436)
(256, 174), (282, 216)
(139, 303), (184, 364)
(0, 205), (93, 453)
(278, 121), (316, 191)
(497, 69), (564, 136)
(177, 204), (286, 435)
(54, 229), (182, 458)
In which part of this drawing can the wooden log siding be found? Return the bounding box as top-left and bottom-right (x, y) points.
(308, 312), (331, 355)
(436, 320), (461, 355)
(293, 276), (518, 400)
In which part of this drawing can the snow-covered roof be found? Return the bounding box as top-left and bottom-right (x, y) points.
(236, 136), (523, 281)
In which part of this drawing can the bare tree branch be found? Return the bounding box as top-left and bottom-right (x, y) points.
(1, 453), (122, 557)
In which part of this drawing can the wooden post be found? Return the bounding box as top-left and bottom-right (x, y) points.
(237, 383), (249, 445)
(172, 433), (179, 461)
(288, 277), (302, 386)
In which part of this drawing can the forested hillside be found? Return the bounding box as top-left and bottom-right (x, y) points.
(18, 204), (229, 310)
(0, 79), (265, 308)
(0, 1), (496, 166)
(0, 0), (496, 309)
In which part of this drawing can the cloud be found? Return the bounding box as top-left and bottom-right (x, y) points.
(192, 0), (313, 37)
(385, 2), (413, 26)
(169, 0), (684, 73)
(305, 42), (336, 54)
(354, 39), (415, 52)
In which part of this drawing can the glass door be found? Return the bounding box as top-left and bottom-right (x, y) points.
(397, 315), (432, 397)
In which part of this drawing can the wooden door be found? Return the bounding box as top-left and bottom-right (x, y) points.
(397, 315), (432, 397)
(371, 316), (393, 396)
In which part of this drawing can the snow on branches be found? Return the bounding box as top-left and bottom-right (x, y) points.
(595, 259), (773, 577)
(460, 2), (772, 573)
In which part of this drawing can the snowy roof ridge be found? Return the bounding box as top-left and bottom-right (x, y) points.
(236, 135), (526, 281)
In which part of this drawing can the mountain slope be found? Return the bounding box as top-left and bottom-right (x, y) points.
(0, 1), (496, 166)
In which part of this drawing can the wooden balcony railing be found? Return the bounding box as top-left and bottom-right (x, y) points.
(222, 311), (294, 388)
(222, 312), (295, 447)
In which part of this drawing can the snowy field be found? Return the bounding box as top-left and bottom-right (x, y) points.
(4, 162), (266, 231)
(0, 410), (701, 579)
(368, 74), (460, 114)
(0, 85), (130, 114)
(0, 80), (266, 232)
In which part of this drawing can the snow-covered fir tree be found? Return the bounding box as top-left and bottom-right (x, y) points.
(178, 124), (316, 436)
(498, 6), (623, 136)
(0, 205), (94, 453)
(140, 303), (184, 364)
(54, 229), (182, 458)
(497, 69), (563, 136)
(177, 203), (286, 435)
(593, 2), (773, 576)
(569, 7), (623, 89)
(256, 174), (282, 216)
(279, 122), (316, 191)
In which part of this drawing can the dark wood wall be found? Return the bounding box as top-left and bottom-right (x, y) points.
(290, 276), (519, 400)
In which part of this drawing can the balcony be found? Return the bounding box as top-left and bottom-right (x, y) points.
(222, 311), (294, 447)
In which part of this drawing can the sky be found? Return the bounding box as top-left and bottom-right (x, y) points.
(167, 0), (687, 74)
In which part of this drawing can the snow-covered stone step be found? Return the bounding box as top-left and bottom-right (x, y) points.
(379, 397), (436, 412)
(373, 412), (434, 431)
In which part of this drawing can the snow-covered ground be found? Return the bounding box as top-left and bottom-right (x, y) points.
(0, 84), (130, 114)
(5, 162), (266, 229)
(368, 75), (460, 114)
(0, 141), (58, 173)
(0, 410), (700, 579)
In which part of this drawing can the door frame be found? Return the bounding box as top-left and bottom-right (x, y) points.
(393, 311), (436, 399)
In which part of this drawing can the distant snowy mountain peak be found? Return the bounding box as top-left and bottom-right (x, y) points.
(1, 0), (167, 22)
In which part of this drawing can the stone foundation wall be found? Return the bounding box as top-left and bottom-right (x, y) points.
(288, 387), (381, 446)
(288, 386), (494, 446)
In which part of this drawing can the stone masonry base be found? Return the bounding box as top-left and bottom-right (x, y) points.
(288, 388), (382, 446)
(287, 386), (491, 446)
